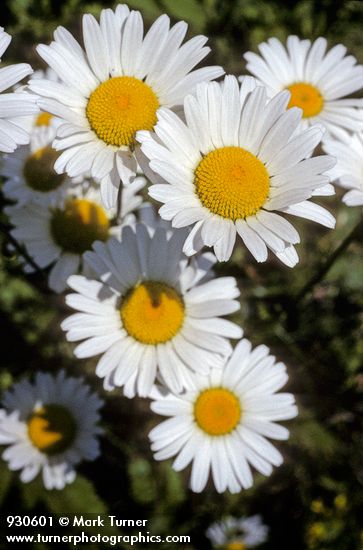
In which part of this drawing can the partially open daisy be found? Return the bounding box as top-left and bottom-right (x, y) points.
(62, 222), (241, 397)
(243, 36), (363, 140)
(323, 133), (363, 207)
(7, 178), (144, 292)
(0, 27), (38, 152)
(149, 338), (297, 493)
(206, 515), (269, 549)
(29, 5), (224, 208)
(139, 76), (335, 266)
(1, 124), (74, 207)
(0, 370), (103, 490)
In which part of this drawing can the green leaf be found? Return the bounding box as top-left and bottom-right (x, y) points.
(44, 475), (119, 536)
(0, 460), (13, 505)
(161, 0), (206, 31)
(21, 477), (47, 509)
(161, 462), (186, 505)
(44, 475), (106, 514)
(128, 458), (157, 504)
(121, 0), (162, 20)
(290, 419), (337, 458)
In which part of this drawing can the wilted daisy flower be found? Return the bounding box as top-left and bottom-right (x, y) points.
(243, 36), (363, 140)
(0, 370), (103, 490)
(7, 178), (144, 292)
(139, 75), (335, 266)
(149, 338), (298, 493)
(29, 5), (224, 208)
(1, 125), (74, 207)
(61, 223), (242, 397)
(206, 515), (269, 549)
(0, 27), (38, 152)
(323, 133), (363, 207)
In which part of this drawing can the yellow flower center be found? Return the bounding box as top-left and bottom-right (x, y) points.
(194, 146), (270, 220)
(308, 521), (326, 541)
(35, 111), (53, 127)
(23, 147), (66, 193)
(86, 76), (160, 147)
(226, 543), (246, 550)
(194, 388), (241, 436)
(27, 404), (77, 455)
(120, 281), (185, 345)
(50, 198), (110, 254)
(334, 494), (347, 511)
(287, 82), (324, 118)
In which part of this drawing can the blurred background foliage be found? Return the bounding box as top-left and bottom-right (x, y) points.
(1, 0), (363, 548)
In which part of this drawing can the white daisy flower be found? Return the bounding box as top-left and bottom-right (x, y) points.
(136, 203), (218, 291)
(29, 5), (224, 208)
(0, 370), (103, 490)
(13, 68), (65, 134)
(7, 177), (144, 292)
(1, 124), (74, 207)
(139, 75), (336, 267)
(206, 515), (269, 549)
(61, 223), (242, 397)
(0, 27), (38, 152)
(1, 70), (78, 208)
(149, 338), (298, 493)
(322, 133), (363, 207)
(137, 201), (175, 236)
(243, 36), (363, 140)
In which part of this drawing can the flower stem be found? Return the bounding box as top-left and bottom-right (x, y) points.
(0, 221), (43, 274)
(296, 218), (363, 301)
(116, 182), (123, 223)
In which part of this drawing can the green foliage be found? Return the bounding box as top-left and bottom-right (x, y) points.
(0, 461), (13, 506)
(21, 477), (48, 509)
(44, 476), (109, 516)
(128, 457), (158, 504)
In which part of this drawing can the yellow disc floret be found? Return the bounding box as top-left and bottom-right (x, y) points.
(35, 112), (53, 127)
(194, 387), (241, 436)
(226, 543), (246, 550)
(50, 198), (110, 254)
(120, 281), (185, 345)
(86, 76), (159, 147)
(287, 82), (324, 118)
(194, 146), (270, 220)
(27, 404), (77, 455)
(23, 147), (65, 193)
